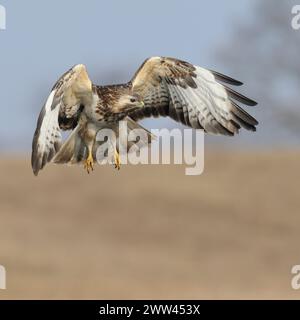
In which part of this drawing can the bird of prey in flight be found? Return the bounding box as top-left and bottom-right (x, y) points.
(31, 56), (258, 175)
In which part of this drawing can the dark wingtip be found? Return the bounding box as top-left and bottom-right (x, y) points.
(31, 154), (40, 176)
(243, 98), (258, 107)
(31, 133), (40, 176)
(210, 70), (244, 86)
(33, 169), (39, 176)
(223, 85), (258, 107)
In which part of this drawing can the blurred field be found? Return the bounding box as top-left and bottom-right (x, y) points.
(0, 151), (300, 299)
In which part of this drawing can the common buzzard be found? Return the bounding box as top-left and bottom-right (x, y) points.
(31, 57), (258, 175)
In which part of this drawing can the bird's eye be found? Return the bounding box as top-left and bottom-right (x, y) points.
(130, 98), (136, 103)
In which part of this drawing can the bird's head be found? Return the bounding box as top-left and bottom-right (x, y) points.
(116, 93), (144, 111)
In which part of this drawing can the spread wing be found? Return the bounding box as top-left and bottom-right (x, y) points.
(129, 57), (258, 135)
(31, 64), (92, 175)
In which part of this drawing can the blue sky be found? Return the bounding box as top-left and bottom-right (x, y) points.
(0, 0), (275, 151)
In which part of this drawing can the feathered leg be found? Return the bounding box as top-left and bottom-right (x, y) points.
(82, 122), (96, 174)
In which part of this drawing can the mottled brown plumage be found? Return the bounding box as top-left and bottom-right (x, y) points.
(127, 57), (257, 135)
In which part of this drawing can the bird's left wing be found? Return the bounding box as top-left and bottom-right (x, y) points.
(129, 57), (258, 136)
(31, 64), (92, 175)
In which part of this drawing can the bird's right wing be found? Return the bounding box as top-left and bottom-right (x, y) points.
(31, 64), (93, 175)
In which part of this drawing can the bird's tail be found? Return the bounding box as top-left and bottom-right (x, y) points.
(93, 117), (155, 164)
(52, 125), (87, 165)
(122, 116), (155, 150)
(52, 117), (155, 165)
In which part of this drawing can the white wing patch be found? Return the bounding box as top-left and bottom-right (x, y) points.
(31, 90), (62, 175)
(166, 66), (257, 135)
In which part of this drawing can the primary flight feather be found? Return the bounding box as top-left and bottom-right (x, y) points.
(31, 57), (258, 175)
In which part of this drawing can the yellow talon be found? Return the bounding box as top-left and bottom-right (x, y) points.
(84, 151), (94, 174)
(114, 150), (121, 170)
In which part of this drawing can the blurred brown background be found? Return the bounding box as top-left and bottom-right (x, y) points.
(1, 152), (300, 299)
